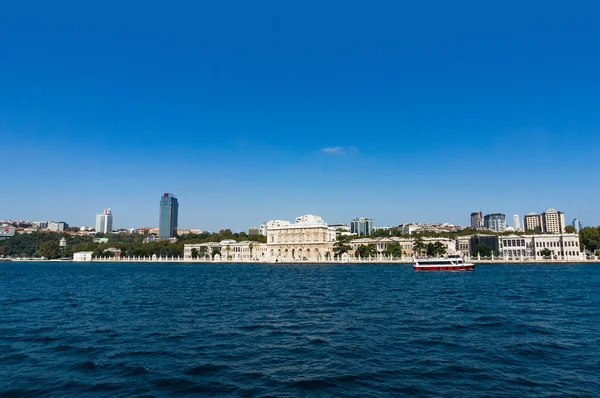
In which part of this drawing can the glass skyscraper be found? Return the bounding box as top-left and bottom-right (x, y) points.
(484, 213), (506, 232)
(159, 193), (179, 240)
(350, 217), (373, 236)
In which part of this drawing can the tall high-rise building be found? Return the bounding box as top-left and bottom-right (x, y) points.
(523, 208), (566, 233)
(524, 212), (543, 232)
(512, 214), (521, 230)
(350, 217), (373, 236)
(541, 208), (565, 234)
(484, 213), (506, 232)
(159, 193), (179, 240)
(95, 209), (113, 234)
(470, 212), (483, 230)
(572, 218), (582, 233)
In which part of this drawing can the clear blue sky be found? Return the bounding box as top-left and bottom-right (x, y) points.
(1, 1), (599, 231)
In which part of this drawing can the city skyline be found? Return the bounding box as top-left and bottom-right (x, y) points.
(1, 2), (599, 229)
(2, 198), (583, 234)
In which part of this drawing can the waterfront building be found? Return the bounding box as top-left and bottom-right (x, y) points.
(470, 212), (483, 230)
(348, 237), (456, 259)
(470, 234), (500, 256)
(95, 208), (113, 234)
(73, 251), (94, 261)
(159, 193), (179, 240)
(512, 214), (521, 230)
(499, 233), (581, 259)
(456, 236), (471, 255)
(572, 218), (582, 233)
(184, 241), (268, 261)
(350, 217), (373, 236)
(484, 213), (506, 232)
(267, 215), (337, 261)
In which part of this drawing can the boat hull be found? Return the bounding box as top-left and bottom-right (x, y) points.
(414, 264), (475, 271)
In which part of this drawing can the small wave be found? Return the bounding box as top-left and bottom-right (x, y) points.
(27, 335), (61, 343)
(3, 297), (43, 304)
(289, 378), (337, 390)
(0, 353), (29, 364)
(239, 324), (268, 330)
(109, 350), (177, 359)
(0, 388), (46, 397)
(184, 363), (230, 375)
(514, 346), (553, 359)
(114, 364), (150, 377)
(70, 361), (98, 372)
(152, 377), (237, 394)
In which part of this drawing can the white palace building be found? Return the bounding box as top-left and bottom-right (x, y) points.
(183, 214), (460, 262)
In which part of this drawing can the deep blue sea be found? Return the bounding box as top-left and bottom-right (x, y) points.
(1, 262), (599, 397)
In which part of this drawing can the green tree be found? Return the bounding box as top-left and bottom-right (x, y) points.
(355, 243), (377, 258)
(564, 225), (576, 233)
(211, 247), (221, 259)
(579, 227), (600, 253)
(433, 241), (447, 257)
(198, 246), (208, 258)
(413, 236), (426, 256)
(39, 241), (60, 259)
(540, 248), (552, 257)
(383, 242), (403, 258)
(472, 244), (492, 257)
(333, 235), (352, 257)
(191, 248), (199, 259)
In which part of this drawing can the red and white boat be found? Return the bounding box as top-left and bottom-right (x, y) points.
(413, 254), (475, 271)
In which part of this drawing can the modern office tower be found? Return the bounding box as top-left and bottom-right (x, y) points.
(541, 208), (565, 233)
(350, 217), (373, 236)
(95, 209), (114, 234)
(470, 212), (483, 229)
(513, 214), (521, 230)
(484, 213), (506, 232)
(572, 218), (582, 233)
(159, 193), (179, 240)
(524, 212), (543, 232)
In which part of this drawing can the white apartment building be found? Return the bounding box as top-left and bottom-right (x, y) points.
(95, 209), (113, 234)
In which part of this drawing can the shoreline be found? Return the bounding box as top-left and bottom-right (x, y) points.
(3, 258), (600, 265)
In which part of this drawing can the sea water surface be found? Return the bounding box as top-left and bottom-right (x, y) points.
(1, 262), (599, 397)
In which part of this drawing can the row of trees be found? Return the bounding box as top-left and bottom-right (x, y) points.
(332, 235), (447, 258)
(579, 227), (600, 254)
(369, 225), (579, 239)
(0, 230), (267, 259)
